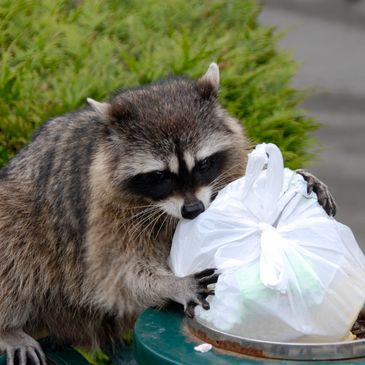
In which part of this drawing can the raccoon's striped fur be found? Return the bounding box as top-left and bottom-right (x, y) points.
(0, 64), (248, 363)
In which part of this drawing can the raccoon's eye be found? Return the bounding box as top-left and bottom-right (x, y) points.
(150, 171), (167, 182)
(197, 157), (211, 173)
(194, 150), (229, 185)
(125, 170), (175, 200)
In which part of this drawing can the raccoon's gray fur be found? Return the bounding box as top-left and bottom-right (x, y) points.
(0, 64), (247, 364)
(0, 63), (335, 364)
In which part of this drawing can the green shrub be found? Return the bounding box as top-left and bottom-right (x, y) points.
(0, 0), (317, 169)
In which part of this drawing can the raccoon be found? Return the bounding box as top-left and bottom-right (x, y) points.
(0, 63), (336, 364)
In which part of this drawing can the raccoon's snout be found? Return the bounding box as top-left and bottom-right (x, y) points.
(181, 200), (205, 219)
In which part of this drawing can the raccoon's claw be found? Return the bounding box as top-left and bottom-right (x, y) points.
(184, 294), (213, 319)
(296, 169), (337, 216)
(0, 330), (47, 365)
(185, 302), (197, 318)
(182, 268), (219, 318)
(194, 268), (220, 286)
(6, 345), (46, 365)
(193, 268), (217, 279)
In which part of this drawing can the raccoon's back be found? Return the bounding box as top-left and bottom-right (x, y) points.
(0, 108), (103, 253)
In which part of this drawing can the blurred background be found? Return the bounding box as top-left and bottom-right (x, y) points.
(260, 0), (365, 252)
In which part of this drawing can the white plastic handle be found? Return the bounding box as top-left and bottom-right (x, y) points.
(241, 144), (269, 200)
(242, 144), (284, 222)
(262, 144), (284, 219)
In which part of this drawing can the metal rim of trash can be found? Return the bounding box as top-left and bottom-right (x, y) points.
(187, 317), (365, 361)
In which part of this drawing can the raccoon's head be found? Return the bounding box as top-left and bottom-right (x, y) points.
(88, 63), (248, 220)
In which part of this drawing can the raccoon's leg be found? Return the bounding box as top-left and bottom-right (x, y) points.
(0, 328), (47, 365)
(87, 214), (218, 320)
(296, 170), (337, 216)
(125, 264), (219, 319)
(176, 268), (220, 318)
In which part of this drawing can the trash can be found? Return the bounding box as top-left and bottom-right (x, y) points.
(133, 307), (365, 365)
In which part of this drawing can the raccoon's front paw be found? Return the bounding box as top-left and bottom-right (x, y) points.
(0, 329), (47, 365)
(296, 169), (337, 216)
(178, 268), (219, 318)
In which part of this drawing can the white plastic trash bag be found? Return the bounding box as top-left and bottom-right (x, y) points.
(168, 143), (365, 343)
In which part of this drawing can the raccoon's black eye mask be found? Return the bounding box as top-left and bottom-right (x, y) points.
(126, 170), (176, 200)
(193, 150), (228, 186)
(124, 150), (229, 201)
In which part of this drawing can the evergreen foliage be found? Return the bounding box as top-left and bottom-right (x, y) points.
(0, 0), (317, 169)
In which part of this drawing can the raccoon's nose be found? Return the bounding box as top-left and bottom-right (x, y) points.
(181, 201), (205, 219)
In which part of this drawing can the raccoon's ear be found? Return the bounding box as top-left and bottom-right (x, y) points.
(87, 98), (110, 118)
(196, 62), (220, 99)
(109, 98), (136, 124)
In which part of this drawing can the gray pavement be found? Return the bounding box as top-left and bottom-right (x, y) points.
(259, 0), (365, 251)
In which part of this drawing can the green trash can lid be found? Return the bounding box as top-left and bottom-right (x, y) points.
(133, 307), (365, 365)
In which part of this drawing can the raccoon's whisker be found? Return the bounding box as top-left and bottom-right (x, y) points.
(209, 162), (243, 187)
(120, 206), (159, 225)
(209, 171), (242, 192)
(146, 210), (167, 240)
(211, 176), (240, 193)
(210, 176), (243, 196)
(122, 204), (156, 211)
(154, 213), (168, 240)
(126, 209), (162, 239)
(211, 184), (230, 195)
(159, 214), (178, 242)
(218, 162), (244, 178)
(134, 210), (166, 242)
(116, 211), (158, 237)
(122, 205), (160, 223)
(118, 207), (161, 239)
(138, 213), (163, 238)
(167, 215), (173, 235)
(212, 163), (243, 181)
(155, 208), (178, 239)
(129, 208), (163, 237)
(210, 173), (238, 188)
(168, 215), (178, 237)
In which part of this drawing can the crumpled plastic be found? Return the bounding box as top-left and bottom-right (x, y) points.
(169, 143), (365, 342)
